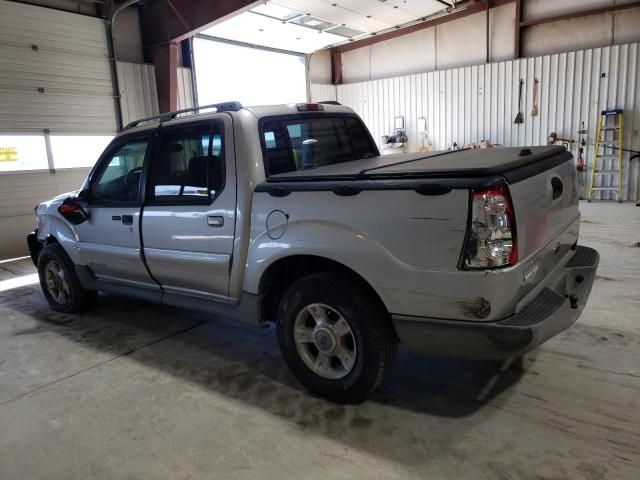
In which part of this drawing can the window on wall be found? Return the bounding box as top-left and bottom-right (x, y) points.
(0, 134), (114, 173)
(0, 135), (48, 172)
(50, 136), (113, 169)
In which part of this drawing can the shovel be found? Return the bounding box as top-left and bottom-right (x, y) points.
(514, 78), (524, 124)
(531, 78), (539, 116)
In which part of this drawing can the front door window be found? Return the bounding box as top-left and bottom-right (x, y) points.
(92, 139), (149, 204)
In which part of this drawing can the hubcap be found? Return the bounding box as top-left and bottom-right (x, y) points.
(293, 303), (357, 380)
(44, 260), (70, 305)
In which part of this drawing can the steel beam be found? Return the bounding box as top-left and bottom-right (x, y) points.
(140, 0), (261, 46)
(330, 48), (342, 85)
(514, 0), (522, 59)
(140, 0), (262, 112)
(149, 42), (179, 113)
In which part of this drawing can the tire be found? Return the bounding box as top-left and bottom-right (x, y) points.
(277, 271), (397, 403)
(37, 243), (97, 313)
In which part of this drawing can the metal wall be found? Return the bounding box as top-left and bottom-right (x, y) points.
(329, 42), (640, 201)
(117, 62), (159, 127)
(177, 67), (195, 110)
(117, 63), (194, 124)
(0, 0), (116, 134)
(310, 83), (337, 103)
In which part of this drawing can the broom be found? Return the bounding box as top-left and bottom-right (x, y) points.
(514, 79), (524, 124)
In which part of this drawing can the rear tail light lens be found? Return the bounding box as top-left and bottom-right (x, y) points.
(462, 185), (518, 269)
(296, 103), (324, 112)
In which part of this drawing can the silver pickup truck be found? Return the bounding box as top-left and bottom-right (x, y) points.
(27, 101), (599, 402)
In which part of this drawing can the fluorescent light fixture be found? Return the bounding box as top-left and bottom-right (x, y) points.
(326, 25), (366, 38)
(251, 3), (302, 21)
(290, 15), (337, 31)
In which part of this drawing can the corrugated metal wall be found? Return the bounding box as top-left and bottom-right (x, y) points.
(330, 42), (640, 201)
(310, 83), (337, 103)
(117, 63), (194, 124)
(177, 67), (195, 110)
(117, 62), (159, 127)
(0, 0), (116, 134)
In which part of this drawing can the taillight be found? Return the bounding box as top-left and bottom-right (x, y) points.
(462, 184), (518, 269)
(296, 103), (324, 112)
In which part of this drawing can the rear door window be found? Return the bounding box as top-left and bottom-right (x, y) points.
(261, 116), (377, 176)
(149, 123), (225, 203)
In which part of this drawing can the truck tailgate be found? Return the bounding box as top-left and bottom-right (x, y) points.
(509, 155), (580, 275)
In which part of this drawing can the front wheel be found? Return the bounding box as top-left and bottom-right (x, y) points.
(37, 243), (97, 313)
(277, 271), (397, 403)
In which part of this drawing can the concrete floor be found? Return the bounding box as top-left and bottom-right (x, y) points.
(0, 202), (638, 480)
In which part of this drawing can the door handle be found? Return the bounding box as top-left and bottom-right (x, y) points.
(121, 215), (133, 225)
(207, 215), (224, 227)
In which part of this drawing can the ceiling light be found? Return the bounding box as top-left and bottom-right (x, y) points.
(325, 25), (366, 38)
(251, 3), (303, 21)
(290, 15), (337, 31)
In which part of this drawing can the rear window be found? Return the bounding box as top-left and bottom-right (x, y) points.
(261, 116), (377, 176)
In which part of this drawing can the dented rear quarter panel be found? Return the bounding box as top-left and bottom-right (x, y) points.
(245, 158), (582, 323)
(244, 188), (517, 321)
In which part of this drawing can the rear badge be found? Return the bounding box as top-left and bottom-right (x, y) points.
(523, 261), (539, 282)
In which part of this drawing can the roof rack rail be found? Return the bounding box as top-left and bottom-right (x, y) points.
(318, 100), (341, 105)
(123, 101), (244, 130)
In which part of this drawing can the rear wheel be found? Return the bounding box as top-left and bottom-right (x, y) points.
(37, 244), (97, 313)
(277, 271), (397, 403)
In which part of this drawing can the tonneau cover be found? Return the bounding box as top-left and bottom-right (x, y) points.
(266, 146), (571, 183)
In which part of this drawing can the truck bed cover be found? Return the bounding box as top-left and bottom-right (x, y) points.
(265, 146), (571, 184)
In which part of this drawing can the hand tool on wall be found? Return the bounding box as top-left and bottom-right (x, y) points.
(577, 122), (587, 172)
(514, 79), (524, 124)
(531, 78), (539, 116)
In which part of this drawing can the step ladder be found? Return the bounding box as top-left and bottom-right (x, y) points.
(588, 109), (623, 202)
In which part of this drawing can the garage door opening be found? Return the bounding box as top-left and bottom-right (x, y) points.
(193, 37), (307, 107)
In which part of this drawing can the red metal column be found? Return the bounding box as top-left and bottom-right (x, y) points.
(330, 48), (342, 85)
(149, 42), (179, 113)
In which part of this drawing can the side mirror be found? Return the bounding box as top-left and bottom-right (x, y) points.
(58, 197), (89, 225)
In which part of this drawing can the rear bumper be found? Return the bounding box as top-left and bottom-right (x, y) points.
(392, 245), (599, 359)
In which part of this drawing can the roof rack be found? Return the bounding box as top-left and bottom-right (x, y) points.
(318, 100), (341, 105)
(123, 101), (244, 130)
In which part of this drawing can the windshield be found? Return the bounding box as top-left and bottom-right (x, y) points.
(261, 116), (378, 176)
